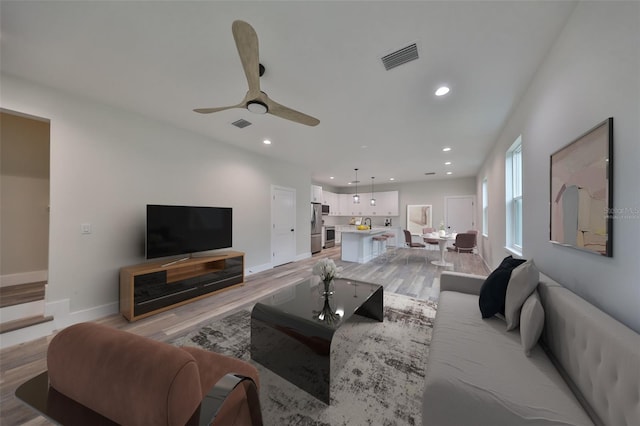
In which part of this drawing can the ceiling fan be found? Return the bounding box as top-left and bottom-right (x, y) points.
(194, 20), (320, 127)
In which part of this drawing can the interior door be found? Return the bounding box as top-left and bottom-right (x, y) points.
(271, 186), (296, 267)
(445, 196), (476, 233)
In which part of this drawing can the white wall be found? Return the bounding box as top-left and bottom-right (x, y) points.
(0, 75), (312, 327)
(477, 2), (640, 332)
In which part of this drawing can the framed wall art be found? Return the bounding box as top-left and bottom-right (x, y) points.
(407, 204), (432, 235)
(550, 117), (613, 257)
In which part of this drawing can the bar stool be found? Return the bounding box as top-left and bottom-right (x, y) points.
(372, 235), (388, 262)
(382, 233), (397, 260)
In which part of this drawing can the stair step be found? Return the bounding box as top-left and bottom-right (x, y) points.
(0, 281), (46, 308)
(0, 315), (53, 334)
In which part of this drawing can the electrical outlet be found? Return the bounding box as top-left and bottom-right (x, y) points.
(81, 223), (92, 235)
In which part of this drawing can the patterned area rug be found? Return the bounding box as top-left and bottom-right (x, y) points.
(172, 293), (437, 426)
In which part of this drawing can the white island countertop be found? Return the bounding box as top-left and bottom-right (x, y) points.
(341, 229), (388, 263)
(341, 228), (387, 235)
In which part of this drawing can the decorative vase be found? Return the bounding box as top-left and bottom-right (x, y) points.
(320, 278), (335, 296)
(313, 294), (341, 324)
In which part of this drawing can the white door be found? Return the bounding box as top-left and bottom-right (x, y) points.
(272, 185), (296, 267)
(445, 196), (476, 233)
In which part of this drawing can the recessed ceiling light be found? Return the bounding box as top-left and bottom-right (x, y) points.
(330, 176), (335, 180)
(389, 177), (395, 181)
(445, 161), (451, 165)
(442, 147), (452, 152)
(435, 86), (450, 96)
(263, 139), (271, 145)
(446, 171), (453, 175)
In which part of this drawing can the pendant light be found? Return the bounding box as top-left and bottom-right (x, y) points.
(370, 177), (376, 206)
(353, 168), (360, 204)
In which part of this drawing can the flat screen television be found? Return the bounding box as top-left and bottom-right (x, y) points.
(146, 205), (232, 259)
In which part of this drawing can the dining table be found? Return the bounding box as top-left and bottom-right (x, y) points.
(423, 233), (456, 267)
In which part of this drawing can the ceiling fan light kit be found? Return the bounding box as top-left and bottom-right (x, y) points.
(247, 100), (268, 114)
(193, 20), (319, 127)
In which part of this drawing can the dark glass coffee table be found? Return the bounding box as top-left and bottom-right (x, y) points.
(250, 277), (383, 404)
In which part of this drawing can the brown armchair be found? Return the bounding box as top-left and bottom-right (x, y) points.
(447, 232), (476, 254)
(15, 322), (262, 426)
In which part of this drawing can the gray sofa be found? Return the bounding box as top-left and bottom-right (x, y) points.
(422, 271), (640, 426)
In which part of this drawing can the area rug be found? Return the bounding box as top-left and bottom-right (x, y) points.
(172, 293), (437, 426)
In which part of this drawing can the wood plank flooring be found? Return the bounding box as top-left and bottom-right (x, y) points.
(0, 246), (488, 425)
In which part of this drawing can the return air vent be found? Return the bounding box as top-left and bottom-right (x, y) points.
(381, 43), (419, 71)
(231, 119), (252, 128)
(424, 172), (436, 176)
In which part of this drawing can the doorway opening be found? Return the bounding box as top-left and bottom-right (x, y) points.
(0, 109), (52, 333)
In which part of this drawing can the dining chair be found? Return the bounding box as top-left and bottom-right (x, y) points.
(403, 229), (426, 263)
(446, 232), (476, 254)
(422, 227), (440, 251)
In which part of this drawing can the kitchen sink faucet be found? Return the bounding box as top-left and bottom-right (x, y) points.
(364, 217), (372, 228)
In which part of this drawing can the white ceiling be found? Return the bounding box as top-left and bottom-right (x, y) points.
(0, 1), (577, 188)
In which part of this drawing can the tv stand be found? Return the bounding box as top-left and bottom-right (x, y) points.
(119, 251), (244, 322)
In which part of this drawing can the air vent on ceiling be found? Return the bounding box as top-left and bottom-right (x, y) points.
(231, 119), (252, 128)
(381, 43), (419, 71)
(424, 172), (436, 176)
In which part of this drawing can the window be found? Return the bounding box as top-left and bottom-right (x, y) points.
(506, 137), (522, 254)
(482, 178), (488, 236)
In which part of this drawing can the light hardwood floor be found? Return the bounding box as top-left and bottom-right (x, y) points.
(0, 246), (489, 425)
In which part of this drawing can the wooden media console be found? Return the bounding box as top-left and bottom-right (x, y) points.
(119, 251), (244, 321)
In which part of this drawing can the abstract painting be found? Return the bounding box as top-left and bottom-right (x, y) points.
(407, 204), (432, 235)
(550, 118), (613, 256)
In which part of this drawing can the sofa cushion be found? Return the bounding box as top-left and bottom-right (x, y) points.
(423, 290), (594, 426)
(505, 259), (540, 330)
(478, 256), (526, 318)
(519, 290), (544, 356)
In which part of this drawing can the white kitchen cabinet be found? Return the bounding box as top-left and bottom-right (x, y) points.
(332, 191), (399, 216)
(345, 192), (370, 216)
(311, 185), (323, 203)
(337, 193), (352, 216)
(372, 190), (399, 216)
(323, 191), (337, 215)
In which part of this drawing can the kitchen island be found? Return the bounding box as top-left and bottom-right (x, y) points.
(341, 228), (387, 263)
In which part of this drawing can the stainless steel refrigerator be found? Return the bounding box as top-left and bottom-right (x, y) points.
(311, 203), (322, 254)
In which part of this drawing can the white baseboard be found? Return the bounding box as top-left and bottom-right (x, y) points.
(46, 299), (119, 330)
(245, 253), (312, 276)
(0, 270), (48, 287)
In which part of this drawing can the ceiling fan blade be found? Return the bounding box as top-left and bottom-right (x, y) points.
(193, 103), (243, 114)
(232, 20), (261, 97)
(263, 96), (320, 127)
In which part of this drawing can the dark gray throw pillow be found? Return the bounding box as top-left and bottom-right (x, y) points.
(478, 255), (527, 318)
